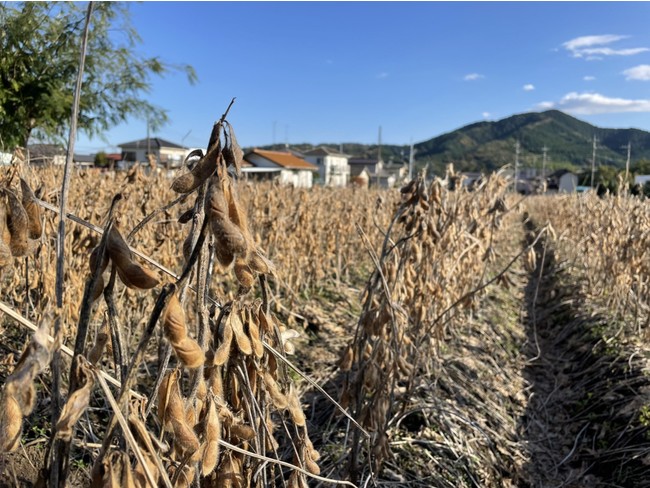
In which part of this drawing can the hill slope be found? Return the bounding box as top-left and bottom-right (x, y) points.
(414, 110), (650, 173)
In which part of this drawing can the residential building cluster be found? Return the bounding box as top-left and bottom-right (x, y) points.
(5, 137), (648, 194)
(6, 137), (410, 189)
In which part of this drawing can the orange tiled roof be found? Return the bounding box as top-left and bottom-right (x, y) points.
(247, 149), (317, 171)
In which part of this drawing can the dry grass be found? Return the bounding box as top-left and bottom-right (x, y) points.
(0, 140), (648, 488)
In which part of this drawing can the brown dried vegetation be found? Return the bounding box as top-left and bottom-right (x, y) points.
(0, 125), (648, 488)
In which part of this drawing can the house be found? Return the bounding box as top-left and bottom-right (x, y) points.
(348, 157), (383, 178)
(383, 159), (408, 181)
(73, 154), (95, 168)
(347, 157), (408, 188)
(303, 147), (350, 187)
(351, 168), (371, 188)
(243, 149), (317, 188)
(118, 137), (188, 169)
(547, 169), (578, 193)
(105, 153), (122, 169)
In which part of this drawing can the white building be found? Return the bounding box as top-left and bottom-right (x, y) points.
(243, 149), (317, 188)
(634, 175), (650, 186)
(303, 147), (350, 187)
(118, 138), (188, 169)
(1, 151), (14, 166)
(548, 169), (578, 193)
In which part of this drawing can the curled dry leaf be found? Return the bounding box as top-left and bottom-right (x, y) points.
(223, 121), (244, 176)
(106, 225), (132, 269)
(281, 328), (300, 355)
(55, 357), (94, 442)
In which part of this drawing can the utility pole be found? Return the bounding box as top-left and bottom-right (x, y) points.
(513, 140), (520, 192)
(590, 134), (597, 189)
(377, 125), (382, 163)
(625, 141), (631, 190)
(542, 145), (548, 180)
(408, 139), (415, 181)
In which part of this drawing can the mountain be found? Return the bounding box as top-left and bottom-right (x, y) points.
(250, 110), (650, 175)
(413, 110), (650, 173)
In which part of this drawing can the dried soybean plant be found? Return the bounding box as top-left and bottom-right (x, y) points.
(339, 170), (511, 481)
(0, 323), (53, 452)
(246, 185), (390, 298)
(0, 150), (54, 454)
(0, 149), (42, 270)
(0, 106), (351, 487)
(77, 105), (337, 488)
(527, 192), (650, 328)
(1, 166), (387, 331)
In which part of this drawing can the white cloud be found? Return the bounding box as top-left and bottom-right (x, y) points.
(582, 47), (649, 57)
(523, 84), (535, 91)
(376, 72), (389, 79)
(464, 73), (484, 81)
(482, 112), (491, 118)
(563, 34), (627, 51)
(536, 91), (650, 114)
(623, 64), (650, 81)
(562, 34), (648, 59)
(583, 75), (596, 81)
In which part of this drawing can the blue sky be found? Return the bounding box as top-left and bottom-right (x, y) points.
(75, 1), (650, 154)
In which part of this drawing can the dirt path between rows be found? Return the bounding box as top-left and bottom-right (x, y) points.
(517, 217), (650, 487)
